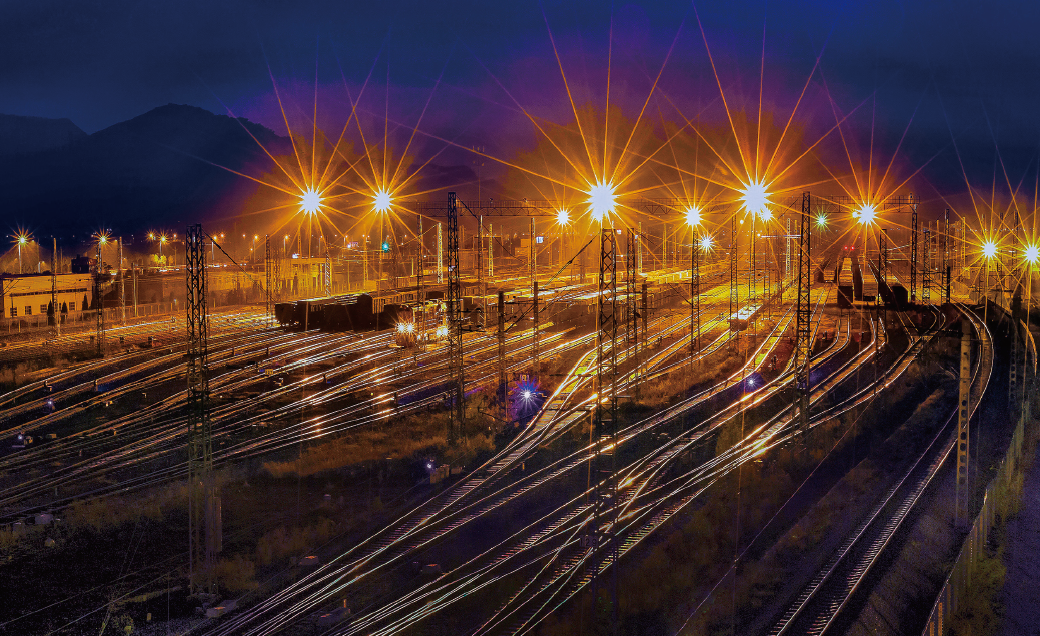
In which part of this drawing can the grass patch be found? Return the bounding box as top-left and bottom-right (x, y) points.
(262, 399), (497, 479)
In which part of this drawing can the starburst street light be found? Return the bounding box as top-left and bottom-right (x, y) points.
(1025, 243), (1039, 264)
(856, 203), (877, 225)
(685, 207), (702, 227)
(586, 180), (617, 222)
(739, 180), (770, 216)
(816, 214), (828, 228)
(13, 232), (31, 273)
(556, 210), (570, 225)
(699, 235), (714, 252)
(300, 188), (322, 215)
(373, 189), (392, 213)
(982, 240), (998, 259)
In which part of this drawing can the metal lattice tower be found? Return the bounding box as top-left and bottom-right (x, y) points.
(446, 193), (464, 444)
(626, 228), (640, 397)
(273, 238), (281, 298)
(416, 216), (424, 299)
(185, 224), (217, 591)
(954, 318), (971, 523)
(265, 235), (272, 321)
(879, 228), (889, 333)
(637, 222), (643, 275)
(587, 225), (619, 633)
(729, 215), (738, 324)
(498, 291), (507, 427)
(795, 192), (813, 433)
(94, 241), (105, 357)
(691, 227), (700, 361)
(641, 282), (648, 383)
(324, 249), (331, 296)
(532, 280), (539, 374)
(785, 215), (792, 284)
(910, 194), (918, 302)
(943, 209), (951, 304)
(362, 237), (369, 289)
(531, 217), (538, 373)
(488, 222), (494, 279)
(477, 216), (486, 329)
(923, 227), (932, 304)
(627, 228), (637, 345)
(437, 222), (444, 284)
(879, 228), (889, 281)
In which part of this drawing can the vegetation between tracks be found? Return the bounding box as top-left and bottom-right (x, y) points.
(261, 396), (498, 478)
(540, 318), (959, 635)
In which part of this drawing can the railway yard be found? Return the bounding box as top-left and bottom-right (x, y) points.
(0, 229), (1030, 636)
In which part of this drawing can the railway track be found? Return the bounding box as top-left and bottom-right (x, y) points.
(765, 303), (993, 636)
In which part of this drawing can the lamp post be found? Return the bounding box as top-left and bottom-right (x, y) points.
(1022, 243), (1037, 416)
(686, 207), (702, 363)
(15, 234), (28, 274)
(982, 240), (998, 324)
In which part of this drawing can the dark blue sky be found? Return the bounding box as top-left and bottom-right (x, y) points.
(3, 0), (1038, 193)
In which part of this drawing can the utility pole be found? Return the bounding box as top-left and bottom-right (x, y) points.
(133, 263), (138, 318)
(691, 229), (700, 362)
(265, 236), (272, 323)
(532, 280), (539, 375)
(498, 291), (507, 427)
(795, 192), (813, 434)
(910, 193), (918, 302)
(477, 215), (485, 329)
(923, 227), (932, 305)
(324, 249), (332, 296)
(954, 318), (971, 524)
(437, 222), (444, 284)
(730, 216), (739, 351)
(446, 194), (464, 444)
(118, 238), (125, 325)
(51, 238), (59, 337)
(943, 209), (951, 304)
(641, 281), (648, 383)
(417, 215), (426, 350)
(587, 224), (619, 635)
(637, 222), (643, 275)
(94, 240), (105, 358)
(531, 217), (537, 374)
(185, 224), (218, 592)
(627, 229), (638, 396)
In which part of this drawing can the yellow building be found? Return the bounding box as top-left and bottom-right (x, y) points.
(1, 272), (93, 321)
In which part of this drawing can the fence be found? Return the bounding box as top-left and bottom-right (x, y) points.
(921, 383), (1036, 634)
(0, 302), (180, 335)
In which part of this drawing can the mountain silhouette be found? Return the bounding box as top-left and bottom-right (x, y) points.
(0, 114), (87, 155)
(0, 104), (290, 236)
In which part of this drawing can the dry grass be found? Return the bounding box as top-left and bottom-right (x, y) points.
(262, 407), (495, 479)
(255, 518), (336, 567)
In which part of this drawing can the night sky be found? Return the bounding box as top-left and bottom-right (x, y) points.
(3, 0), (1039, 203)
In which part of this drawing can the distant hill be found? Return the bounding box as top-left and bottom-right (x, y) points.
(0, 104), (290, 236)
(0, 114), (87, 155)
